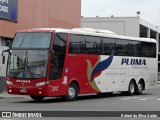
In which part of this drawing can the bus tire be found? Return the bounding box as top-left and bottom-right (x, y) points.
(135, 81), (143, 95)
(63, 83), (78, 101)
(30, 96), (45, 101)
(128, 80), (136, 95)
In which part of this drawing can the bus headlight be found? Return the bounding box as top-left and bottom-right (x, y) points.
(6, 80), (13, 85)
(35, 81), (47, 86)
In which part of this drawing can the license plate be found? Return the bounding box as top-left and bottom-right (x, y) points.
(20, 87), (27, 93)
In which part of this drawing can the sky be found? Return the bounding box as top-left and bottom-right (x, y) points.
(81, 0), (160, 26)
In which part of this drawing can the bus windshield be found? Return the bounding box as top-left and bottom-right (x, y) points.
(12, 32), (52, 49)
(7, 32), (52, 79)
(7, 50), (49, 79)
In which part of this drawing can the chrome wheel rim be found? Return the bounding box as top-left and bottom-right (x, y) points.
(130, 83), (135, 94)
(68, 86), (75, 98)
(138, 83), (142, 93)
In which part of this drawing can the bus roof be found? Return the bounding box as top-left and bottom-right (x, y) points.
(18, 28), (156, 43)
(18, 28), (68, 33)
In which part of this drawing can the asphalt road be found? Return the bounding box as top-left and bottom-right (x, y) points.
(1, 85), (160, 120)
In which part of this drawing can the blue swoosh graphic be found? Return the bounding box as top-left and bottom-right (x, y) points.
(91, 50), (114, 81)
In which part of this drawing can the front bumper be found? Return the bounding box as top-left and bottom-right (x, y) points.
(7, 85), (49, 96)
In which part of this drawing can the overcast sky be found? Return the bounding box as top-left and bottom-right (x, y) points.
(81, 0), (160, 26)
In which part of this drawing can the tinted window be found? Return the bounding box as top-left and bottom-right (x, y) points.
(115, 39), (129, 56)
(69, 34), (102, 55)
(69, 34), (85, 54)
(101, 37), (115, 55)
(141, 42), (156, 58)
(85, 36), (102, 54)
(69, 34), (156, 58)
(148, 43), (156, 58)
(53, 33), (67, 51)
(128, 41), (142, 57)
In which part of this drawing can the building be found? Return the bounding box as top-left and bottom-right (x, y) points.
(81, 17), (160, 80)
(0, 0), (81, 91)
(81, 17), (160, 49)
(0, 0), (81, 47)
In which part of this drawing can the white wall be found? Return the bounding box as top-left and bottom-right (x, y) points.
(81, 17), (140, 37)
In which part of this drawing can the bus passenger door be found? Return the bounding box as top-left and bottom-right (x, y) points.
(48, 33), (67, 96)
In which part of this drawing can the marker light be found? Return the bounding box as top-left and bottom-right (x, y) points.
(9, 90), (12, 93)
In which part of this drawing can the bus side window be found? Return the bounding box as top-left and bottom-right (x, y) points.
(140, 42), (156, 58)
(85, 36), (101, 54)
(69, 34), (85, 54)
(115, 39), (126, 56)
(102, 37), (115, 55)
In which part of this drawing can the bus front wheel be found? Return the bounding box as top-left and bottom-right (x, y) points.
(30, 95), (45, 101)
(63, 83), (78, 101)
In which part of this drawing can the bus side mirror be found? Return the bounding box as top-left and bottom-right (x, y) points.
(2, 56), (5, 64)
(2, 48), (10, 64)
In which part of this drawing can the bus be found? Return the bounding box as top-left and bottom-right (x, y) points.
(3, 28), (157, 101)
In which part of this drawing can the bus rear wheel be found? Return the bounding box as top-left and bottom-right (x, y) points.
(30, 95), (45, 101)
(63, 83), (78, 101)
(135, 81), (143, 95)
(128, 80), (136, 95)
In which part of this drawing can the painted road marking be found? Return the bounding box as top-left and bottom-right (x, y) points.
(120, 97), (160, 101)
(121, 97), (142, 100)
(136, 98), (154, 100)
